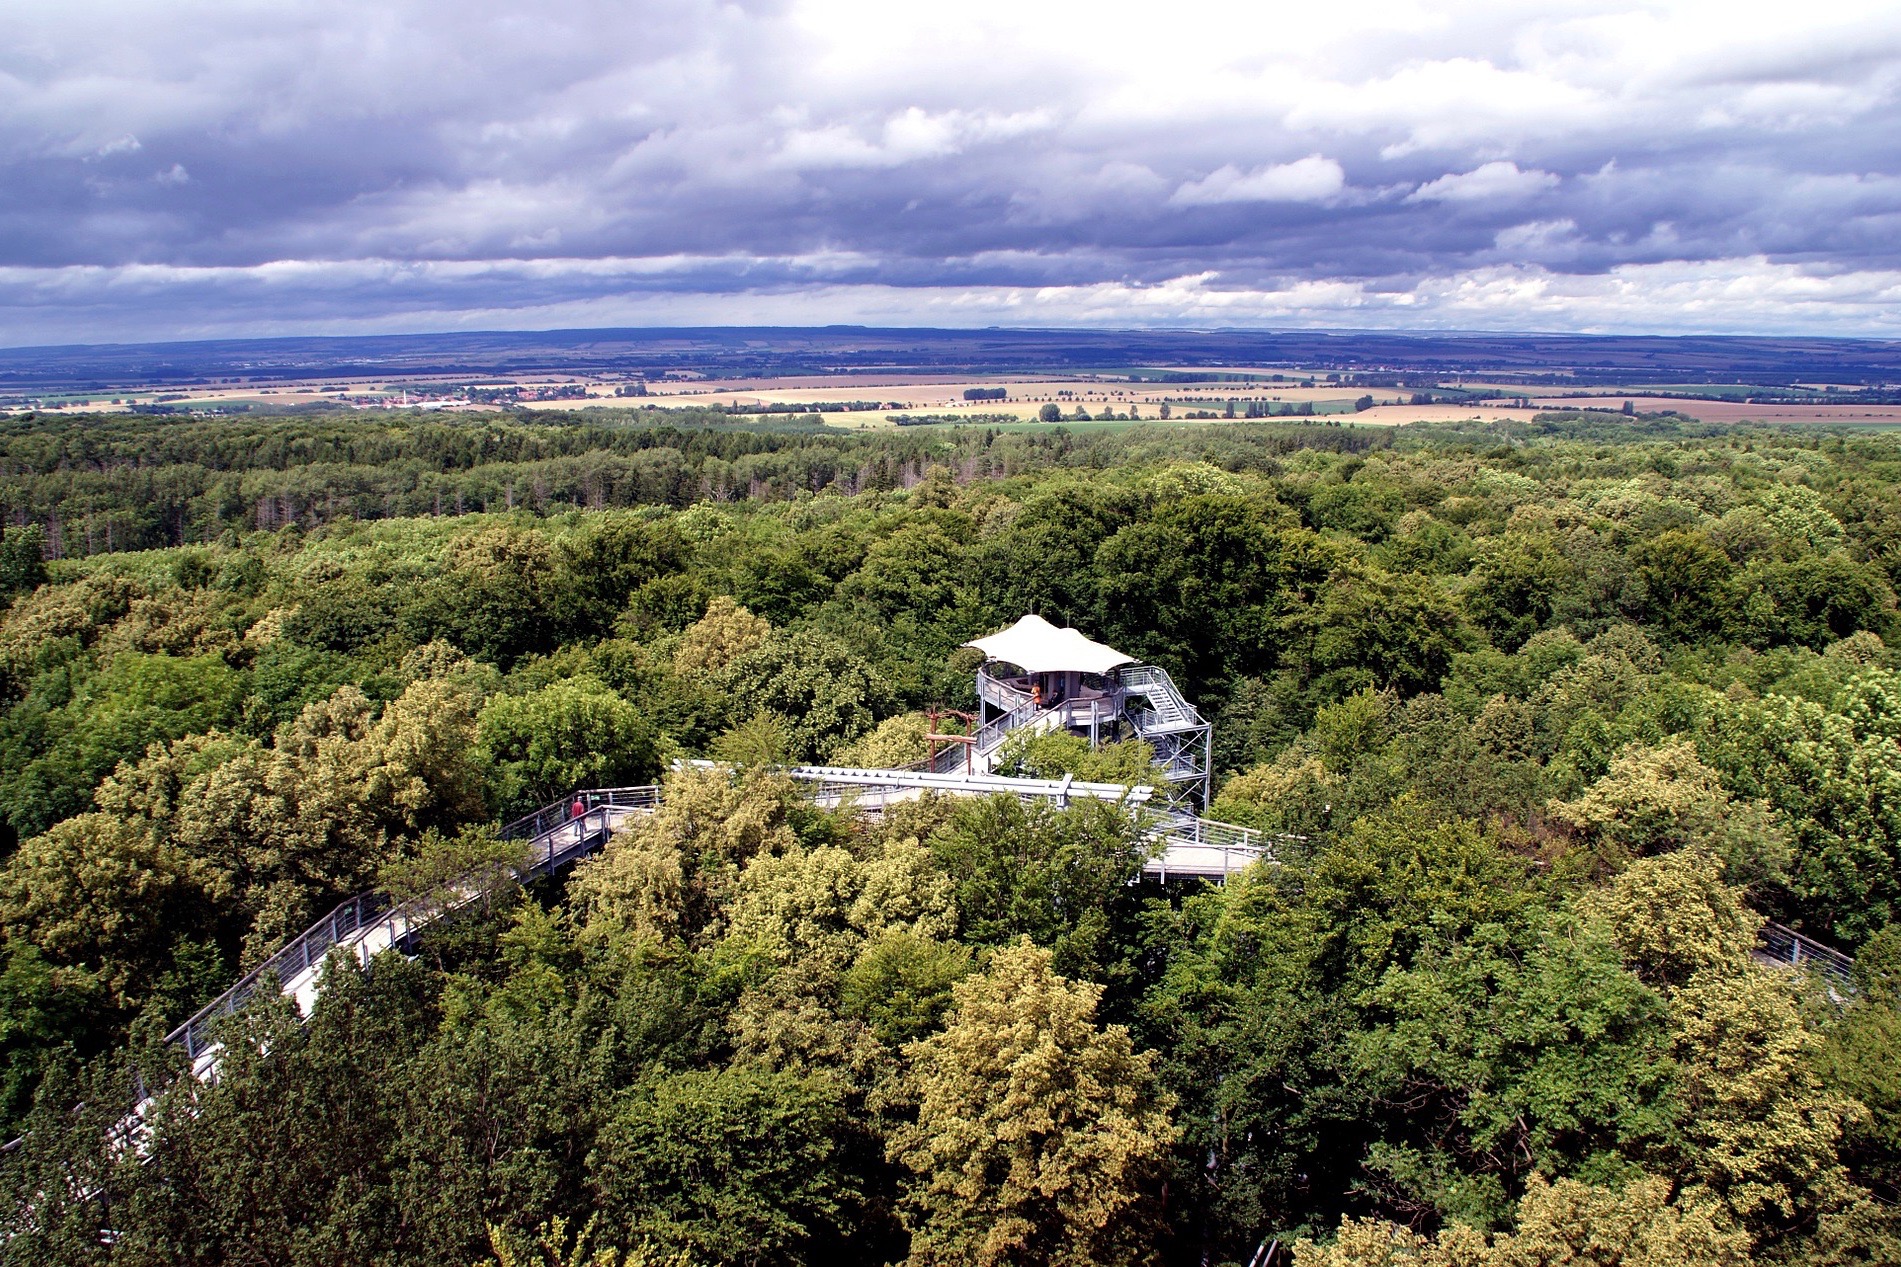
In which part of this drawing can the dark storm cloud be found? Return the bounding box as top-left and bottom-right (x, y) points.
(3, 0), (1901, 342)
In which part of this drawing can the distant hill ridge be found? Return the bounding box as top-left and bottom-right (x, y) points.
(4, 325), (1901, 391)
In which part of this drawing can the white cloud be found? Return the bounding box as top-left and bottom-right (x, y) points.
(1492, 218), (1581, 259)
(1169, 156), (1347, 206)
(89, 135), (142, 159)
(775, 107), (1052, 169)
(1408, 161), (1559, 204)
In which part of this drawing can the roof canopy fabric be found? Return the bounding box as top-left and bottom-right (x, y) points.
(963, 614), (1136, 676)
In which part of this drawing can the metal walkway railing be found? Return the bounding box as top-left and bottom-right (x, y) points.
(167, 767), (1282, 1065)
(166, 762), (1862, 1072)
(782, 765), (1279, 879)
(1758, 921), (1856, 987)
(167, 785), (660, 1062)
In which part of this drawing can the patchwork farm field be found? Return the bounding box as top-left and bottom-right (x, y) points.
(6, 326), (1901, 433)
(1529, 395), (1901, 425)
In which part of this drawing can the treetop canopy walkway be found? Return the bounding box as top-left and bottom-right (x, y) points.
(168, 756), (1857, 1073)
(165, 767), (1275, 1067)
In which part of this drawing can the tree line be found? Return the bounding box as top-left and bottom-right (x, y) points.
(0, 410), (1383, 556)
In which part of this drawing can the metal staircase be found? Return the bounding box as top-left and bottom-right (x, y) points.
(1119, 664), (1197, 731)
(1115, 664), (1213, 807)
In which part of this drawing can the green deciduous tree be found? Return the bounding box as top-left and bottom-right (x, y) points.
(1575, 850), (1761, 991)
(0, 525), (47, 600)
(835, 711), (934, 769)
(1701, 669), (1901, 943)
(715, 629), (890, 762)
(591, 1066), (862, 1266)
(478, 674), (657, 815)
(928, 796), (1150, 982)
(570, 765), (803, 945)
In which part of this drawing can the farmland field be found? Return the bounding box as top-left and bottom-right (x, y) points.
(1529, 395), (1901, 425)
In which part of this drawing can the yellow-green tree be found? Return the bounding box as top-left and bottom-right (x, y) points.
(1575, 850), (1761, 991)
(718, 838), (958, 1068)
(1578, 851), (1869, 1256)
(888, 940), (1177, 1267)
(0, 812), (195, 1008)
(1549, 740), (1789, 891)
(672, 596), (771, 678)
(1295, 1173), (1749, 1267)
(570, 764), (801, 944)
(834, 712), (934, 770)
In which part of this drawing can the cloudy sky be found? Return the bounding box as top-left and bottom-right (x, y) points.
(5, 0), (1901, 346)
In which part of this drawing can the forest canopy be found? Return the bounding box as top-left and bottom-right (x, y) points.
(3, 411), (1901, 1265)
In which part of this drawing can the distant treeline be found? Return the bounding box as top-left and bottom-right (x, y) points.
(0, 410), (1390, 557)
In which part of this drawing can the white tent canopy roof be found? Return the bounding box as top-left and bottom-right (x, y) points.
(963, 614), (1136, 676)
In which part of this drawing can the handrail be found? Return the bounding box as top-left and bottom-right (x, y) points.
(975, 700), (1040, 752)
(952, 700), (1059, 774)
(499, 785), (659, 843)
(787, 764), (1155, 803)
(167, 891), (393, 1060)
(168, 785), (660, 1058)
(976, 663), (1034, 710)
(1759, 921), (1855, 986)
(1152, 811), (1266, 853)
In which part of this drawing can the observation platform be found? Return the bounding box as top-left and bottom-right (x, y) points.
(937, 614), (1214, 807)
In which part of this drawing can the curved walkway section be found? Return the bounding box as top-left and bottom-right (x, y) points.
(167, 786), (658, 1068)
